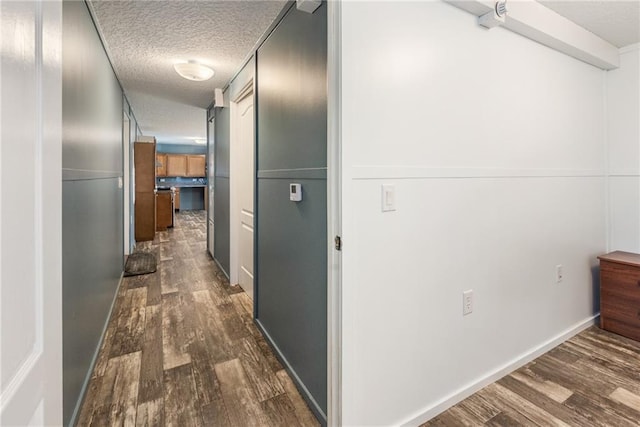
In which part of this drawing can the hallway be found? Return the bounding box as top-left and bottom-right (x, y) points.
(77, 211), (319, 426)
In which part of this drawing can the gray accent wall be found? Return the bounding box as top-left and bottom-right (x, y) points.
(214, 94), (231, 276)
(255, 3), (328, 421)
(62, 1), (124, 424)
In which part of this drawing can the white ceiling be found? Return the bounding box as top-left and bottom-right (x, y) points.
(540, 0), (640, 48)
(89, 0), (639, 145)
(89, 0), (287, 144)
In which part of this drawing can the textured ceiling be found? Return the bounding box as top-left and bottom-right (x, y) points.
(90, 1), (638, 144)
(89, 0), (287, 144)
(539, 0), (640, 48)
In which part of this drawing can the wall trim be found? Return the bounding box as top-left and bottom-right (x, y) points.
(326, 0), (342, 425)
(213, 258), (230, 280)
(608, 171), (640, 177)
(62, 168), (123, 181)
(620, 43), (640, 54)
(258, 168), (327, 179)
(400, 315), (599, 426)
(352, 166), (606, 180)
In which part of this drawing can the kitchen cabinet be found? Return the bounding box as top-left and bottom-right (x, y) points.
(174, 188), (180, 210)
(156, 191), (173, 231)
(187, 155), (206, 177)
(134, 140), (156, 241)
(156, 153), (167, 177)
(167, 154), (187, 176)
(598, 251), (640, 342)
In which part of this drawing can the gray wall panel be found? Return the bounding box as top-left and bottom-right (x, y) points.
(216, 91), (231, 177)
(214, 177), (231, 276)
(62, 178), (123, 424)
(257, 6), (327, 172)
(256, 178), (327, 412)
(256, 3), (327, 421)
(62, 1), (122, 175)
(62, 1), (124, 424)
(214, 98), (231, 274)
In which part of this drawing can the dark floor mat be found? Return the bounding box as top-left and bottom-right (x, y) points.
(124, 252), (157, 277)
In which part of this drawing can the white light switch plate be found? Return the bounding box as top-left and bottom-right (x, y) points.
(381, 184), (396, 212)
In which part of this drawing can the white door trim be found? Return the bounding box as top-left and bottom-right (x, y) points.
(327, 1), (342, 425)
(229, 80), (254, 286)
(123, 111), (131, 256)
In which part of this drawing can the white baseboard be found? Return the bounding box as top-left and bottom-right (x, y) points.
(401, 315), (599, 426)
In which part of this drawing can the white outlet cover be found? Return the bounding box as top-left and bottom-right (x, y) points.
(463, 290), (473, 316)
(556, 265), (563, 283)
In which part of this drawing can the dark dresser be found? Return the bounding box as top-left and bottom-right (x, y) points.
(598, 251), (640, 341)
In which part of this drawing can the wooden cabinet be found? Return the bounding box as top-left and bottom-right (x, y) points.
(166, 154), (187, 176)
(187, 155), (206, 177)
(598, 251), (640, 341)
(174, 188), (180, 211)
(156, 191), (173, 231)
(156, 153), (167, 177)
(134, 140), (156, 241)
(158, 153), (205, 177)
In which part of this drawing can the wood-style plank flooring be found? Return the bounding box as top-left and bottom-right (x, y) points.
(423, 326), (640, 426)
(77, 210), (319, 427)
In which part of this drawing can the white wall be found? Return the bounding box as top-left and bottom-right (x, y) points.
(607, 45), (640, 252)
(340, 2), (608, 425)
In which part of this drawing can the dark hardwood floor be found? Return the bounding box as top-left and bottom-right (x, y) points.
(77, 210), (319, 427)
(77, 210), (640, 426)
(423, 326), (640, 426)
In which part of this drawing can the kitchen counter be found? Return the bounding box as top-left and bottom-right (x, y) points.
(156, 177), (207, 188)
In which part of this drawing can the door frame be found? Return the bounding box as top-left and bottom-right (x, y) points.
(122, 111), (131, 257)
(327, 1), (342, 425)
(229, 80), (255, 287)
(207, 114), (215, 258)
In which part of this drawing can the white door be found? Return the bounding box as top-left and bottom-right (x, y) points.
(236, 91), (254, 298)
(1, 1), (63, 425)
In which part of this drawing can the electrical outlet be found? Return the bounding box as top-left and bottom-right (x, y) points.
(556, 265), (563, 283)
(463, 290), (473, 315)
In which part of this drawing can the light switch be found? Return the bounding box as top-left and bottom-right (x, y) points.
(381, 184), (396, 212)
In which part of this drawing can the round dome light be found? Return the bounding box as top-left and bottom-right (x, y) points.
(174, 61), (214, 82)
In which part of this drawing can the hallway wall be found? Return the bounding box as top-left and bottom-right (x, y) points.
(213, 90), (231, 276)
(339, 2), (608, 425)
(62, 1), (125, 424)
(607, 45), (640, 252)
(255, 3), (328, 421)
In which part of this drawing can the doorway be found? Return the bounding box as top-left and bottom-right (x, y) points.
(230, 82), (255, 299)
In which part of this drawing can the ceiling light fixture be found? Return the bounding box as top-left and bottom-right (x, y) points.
(174, 60), (214, 82)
